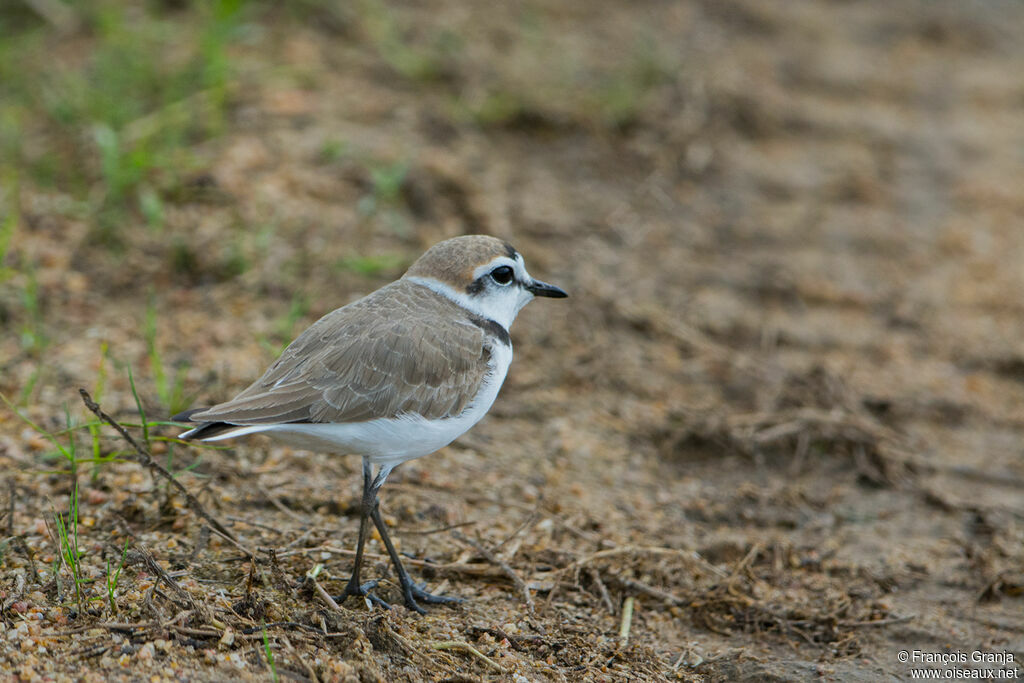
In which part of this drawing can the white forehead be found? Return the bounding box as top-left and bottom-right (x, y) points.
(472, 253), (529, 280)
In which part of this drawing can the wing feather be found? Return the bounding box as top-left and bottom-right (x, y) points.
(189, 282), (495, 426)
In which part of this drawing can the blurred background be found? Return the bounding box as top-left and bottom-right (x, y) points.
(2, 0), (1024, 679)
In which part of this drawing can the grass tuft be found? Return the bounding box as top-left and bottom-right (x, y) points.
(17, 260), (47, 357)
(259, 292), (310, 357)
(336, 253), (406, 277)
(106, 539), (129, 616)
(2, 392), (76, 474)
(144, 295), (191, 416)
(356, 0), (458, 82)
(0, 172), (18, 282)
(0, 1), (253, 248)
(262, 621), (279, 682)
(52, 485), (85, 614)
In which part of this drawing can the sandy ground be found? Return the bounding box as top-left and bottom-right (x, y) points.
(3, 0), (1024, 680)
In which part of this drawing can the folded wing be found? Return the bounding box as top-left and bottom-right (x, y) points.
(184, 283), (493, 427)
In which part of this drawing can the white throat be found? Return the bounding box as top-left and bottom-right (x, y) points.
(405, 276), (530, 330)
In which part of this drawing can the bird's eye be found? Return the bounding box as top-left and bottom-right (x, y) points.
(490, 265), (514, 285)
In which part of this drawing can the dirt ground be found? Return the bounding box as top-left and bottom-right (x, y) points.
(3, 0), (1024, 680)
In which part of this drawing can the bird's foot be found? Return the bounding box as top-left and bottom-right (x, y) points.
(400, 580), (464, 614)
(335, 579), (391, 610)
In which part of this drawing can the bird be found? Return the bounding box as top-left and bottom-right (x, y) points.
(173, 235), (567, 612)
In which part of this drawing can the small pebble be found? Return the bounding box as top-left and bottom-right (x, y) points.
(85, 489), (108, 505)
(137, 641), (156, 662)
(219, 629), (235, 648)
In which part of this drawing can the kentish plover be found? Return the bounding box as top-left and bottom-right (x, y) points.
(174, 235), (567, 612)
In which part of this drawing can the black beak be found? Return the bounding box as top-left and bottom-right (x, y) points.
(526, 279), (568, 298)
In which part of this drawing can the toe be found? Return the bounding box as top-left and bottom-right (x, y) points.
(336, 579), (391, 609)
(410, 585), (464, 605)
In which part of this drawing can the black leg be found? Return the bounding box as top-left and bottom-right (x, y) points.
(370, 501), (464, 614)
(336, 458), (389, 608)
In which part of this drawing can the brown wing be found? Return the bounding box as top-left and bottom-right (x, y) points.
(189, 283), (493, 425)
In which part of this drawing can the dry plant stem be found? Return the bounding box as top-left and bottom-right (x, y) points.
(282, 526), (318, 551)
(308, 575), (343, 612)
(226, 515), (283, 534)
(242, 621), (343, 637)
(838, 615), (913, 628)
(255, 483), (308, 525)
(431, 641), (505, 673)
(1, 573), (26, 614)
(134, 544), (224, 628)
(13, 536), (41, 585)
(172, 625), (283, 641)
(143, 577), (166, 622)
(619, 596), (635, 648)
(21, 0), (81, 33)
(274, 543), (508, 577)
(370, 615), (435, 666)
(5, 481), (13, 536)
(70, 643), (110, 659)
(42, 516), (70, 607)
(730, 543), (763, 581)
(6, 483), (42, 585)
(494, 509), (539, 552)
(188, 525), (211, 565)
(587, 566), (615, 614)
(465, 626), (542, 653)
(393, 484), (603, 544)
(451, 530), (535, 613)
(572, 545), (727, 603)
(401, 520), (477, 535)
(122, 87), (230, 144)
(282, 635), (321, 683)
(78, 388), (252, 558)
(576, 545), (728, 579)
(66, 621), (330, 643)
(165, 610), (196, 628)
(620, 578), (684, 606)
(268, 548), (298, 598)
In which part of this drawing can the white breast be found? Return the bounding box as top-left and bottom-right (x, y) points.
(202, 340), (514, 467)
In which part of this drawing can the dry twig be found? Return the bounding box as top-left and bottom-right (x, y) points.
(619, 578), (685, 606)
(6, 483), (42, 585)
(132, 544), (227, 627)
(575, 545), (727, 579)
(5, 481), (13, 536)
(21, 0), (81, 33)
(1, 572), (26, 614)
(273, 544), (508, 577)
(619, 596), (635, 648)
(79, 389), (252, 558)
(255, 483), (308, 525)
(304, 569), (344, 613)
(451, 530), (534, 613)
(431, 641), (505, 673)
(586, 566), (616, 614)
